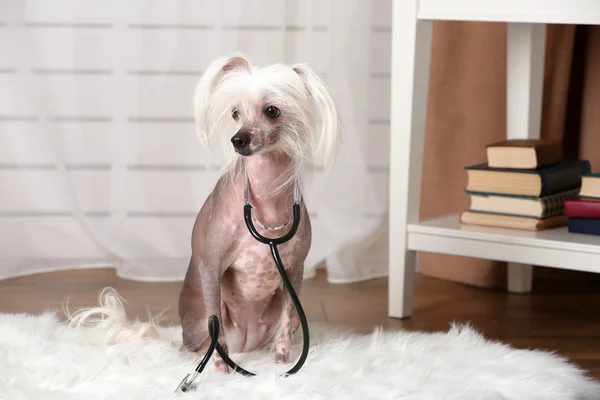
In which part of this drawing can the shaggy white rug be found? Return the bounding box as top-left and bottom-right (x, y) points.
(0, 291), (599, 400)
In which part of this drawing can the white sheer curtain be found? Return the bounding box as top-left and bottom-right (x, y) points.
(0, 0), (393, 283)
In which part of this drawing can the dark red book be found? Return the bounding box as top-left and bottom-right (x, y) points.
(563, 197), (600, 218)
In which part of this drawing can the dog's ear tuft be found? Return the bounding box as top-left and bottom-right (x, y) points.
(221, 55), (250, 72)
(292, 63), (342, 170)
(193, 54), (252, 149)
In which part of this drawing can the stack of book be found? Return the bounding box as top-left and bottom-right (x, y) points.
(564, 174), (600, 235)
(459, 139), (590, 231)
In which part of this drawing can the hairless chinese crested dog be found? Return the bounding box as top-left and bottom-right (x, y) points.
(178, 54), (342, 373)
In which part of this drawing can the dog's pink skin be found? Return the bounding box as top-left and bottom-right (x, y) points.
(178, 149), (310, 370)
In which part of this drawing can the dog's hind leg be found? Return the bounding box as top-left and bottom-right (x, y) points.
(180, 310), (210, 354)
(179, 263), (210, 355)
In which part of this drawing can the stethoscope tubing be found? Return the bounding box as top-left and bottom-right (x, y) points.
(176, 201), (309, 392)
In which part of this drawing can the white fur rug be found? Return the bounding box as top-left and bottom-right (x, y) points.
(1, 291), (599, 400)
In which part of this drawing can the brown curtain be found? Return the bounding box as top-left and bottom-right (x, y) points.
(419, 22), (600, 288)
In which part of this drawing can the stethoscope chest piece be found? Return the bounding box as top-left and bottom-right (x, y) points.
(175, 373), (194, 393)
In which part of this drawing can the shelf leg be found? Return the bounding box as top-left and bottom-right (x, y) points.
(506, 22), (547, 294)
(507, 263), (533, 293)
(388, 0), (433, 318)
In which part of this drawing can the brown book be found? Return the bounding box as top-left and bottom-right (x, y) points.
(485, 139), (562, 169)
(459, 211), (567, 231)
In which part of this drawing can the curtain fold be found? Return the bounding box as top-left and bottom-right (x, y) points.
(0, 0), (393, 283)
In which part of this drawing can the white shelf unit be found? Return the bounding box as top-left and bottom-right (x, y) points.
(408, 215), (600, 275)
(388, 0), (600, 318)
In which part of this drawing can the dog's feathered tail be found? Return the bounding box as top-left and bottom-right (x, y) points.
(63, 287), (166, 345)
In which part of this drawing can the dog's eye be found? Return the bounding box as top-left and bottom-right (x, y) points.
(264, 106), (280, 118)
(231, 108), (239, 119)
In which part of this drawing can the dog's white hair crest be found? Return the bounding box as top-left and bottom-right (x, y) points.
(193, 53), (342, 185)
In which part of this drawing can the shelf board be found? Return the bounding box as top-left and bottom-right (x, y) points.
(417, 0), (600, 25)
(407, 214), (600, 273)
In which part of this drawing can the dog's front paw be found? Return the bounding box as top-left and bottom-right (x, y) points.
(274, 336), (291, 364)
(214, 355), (231, 373)
(214, 339), (231, 374)
(275, 351), (289, 364)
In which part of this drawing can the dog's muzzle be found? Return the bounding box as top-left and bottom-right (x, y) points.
(231, 132), (251, 155)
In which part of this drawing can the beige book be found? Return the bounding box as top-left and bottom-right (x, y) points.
(459, 211), (567, 231)
(580, 174), (600, 199)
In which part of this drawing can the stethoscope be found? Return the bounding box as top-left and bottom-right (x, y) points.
(175, 162), (310, 393)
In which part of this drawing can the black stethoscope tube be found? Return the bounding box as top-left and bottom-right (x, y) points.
(176, 201), (309, 392)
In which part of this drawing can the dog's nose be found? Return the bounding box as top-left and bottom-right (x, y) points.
(231, 132), (250, 149)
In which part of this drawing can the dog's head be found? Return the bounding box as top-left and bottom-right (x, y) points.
(193, 54), (342, 173)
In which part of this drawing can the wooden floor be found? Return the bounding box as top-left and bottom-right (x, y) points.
(1, 267), (599, 379)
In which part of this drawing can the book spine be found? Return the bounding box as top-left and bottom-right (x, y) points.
(540, 160), (591, 195)
(568, 217), (600, 236)
(539, 191), (579, 218)
(563, 200), (600, 218)
(466, 209), (539, 219)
